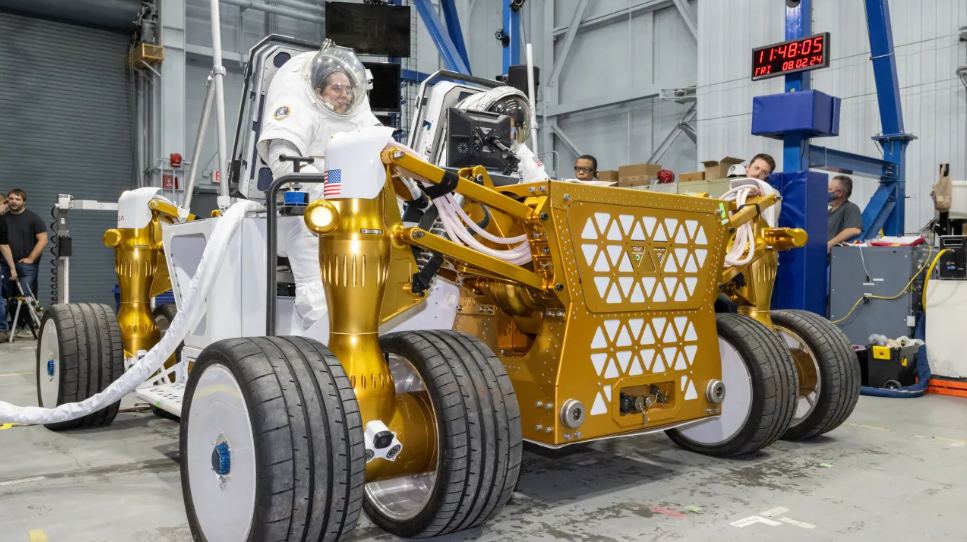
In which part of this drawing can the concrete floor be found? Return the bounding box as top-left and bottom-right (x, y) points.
(1, 340), (965, 542)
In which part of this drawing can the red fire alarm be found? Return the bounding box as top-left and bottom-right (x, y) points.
(169, 153), (183, 168)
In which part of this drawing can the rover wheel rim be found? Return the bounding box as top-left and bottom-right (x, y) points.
(155, 314), (170, 338)
(775, 325), (823, 427)
(775, 325), (821, 428)
(675, 337), (753, 445)
(364, 353), (438, 522)
(185, 364), (257, 541)
(38, 319), (59, 407)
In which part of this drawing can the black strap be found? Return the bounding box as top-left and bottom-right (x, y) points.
(401, 194), (430, 222)
(411, 253), (444, 295)
(422, 170), (460, 199)
(417, 204), (440, 231)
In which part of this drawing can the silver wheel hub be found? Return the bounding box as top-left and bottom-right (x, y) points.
(364, 353), (438, 522)
(776, 325), (821, 428)
(38, 319), (60, 408)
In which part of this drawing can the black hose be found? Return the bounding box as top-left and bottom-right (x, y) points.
(49, 205), (58, 305)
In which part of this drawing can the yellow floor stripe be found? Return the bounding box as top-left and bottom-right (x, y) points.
(0, 423), (18, 431)
(28, 529), (48, 542)
(0, 371), (32, 378)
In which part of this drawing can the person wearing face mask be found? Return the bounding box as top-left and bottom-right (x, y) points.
(256, 40), (381, 327)
(827, 175), (863, 252)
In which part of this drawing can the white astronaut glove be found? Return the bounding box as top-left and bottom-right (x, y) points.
(511, 141), (550, 183)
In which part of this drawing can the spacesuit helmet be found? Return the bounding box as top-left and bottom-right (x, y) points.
(458, 86), (532, 144)
(306, 40), (368, 116)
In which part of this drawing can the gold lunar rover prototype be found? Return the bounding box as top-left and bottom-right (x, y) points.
(34, 65), (858, 540)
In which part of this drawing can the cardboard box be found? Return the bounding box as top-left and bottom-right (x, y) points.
(597, 170), (619, 181)
(679, 171), (705, 182)
(618, 163), (661, 188)
(702, 157), (744, 180)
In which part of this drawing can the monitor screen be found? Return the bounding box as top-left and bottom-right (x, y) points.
(325, 2), (411, 57)
(363, 62), (402, 112)
(446, 108), (515, 171)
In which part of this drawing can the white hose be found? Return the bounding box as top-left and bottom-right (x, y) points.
(0, 200), (260, 425)
(385, 144), (534, 264)
(720, 181), (761, 267)
(435, 198), (533, 264)
(444, 194), (529, 244)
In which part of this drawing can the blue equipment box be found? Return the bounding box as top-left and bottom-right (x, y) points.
(752, 90), (841, 139)
(283, 191), (309, 206)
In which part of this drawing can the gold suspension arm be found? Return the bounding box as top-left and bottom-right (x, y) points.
(395, 226), (547, 290)
(380, 148), (537, 221)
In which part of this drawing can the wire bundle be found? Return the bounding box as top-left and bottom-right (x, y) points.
(720, 180), (763, 267)
(433, 194), (532, 265)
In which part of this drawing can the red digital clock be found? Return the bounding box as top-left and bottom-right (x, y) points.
(752, 32), (830, 81)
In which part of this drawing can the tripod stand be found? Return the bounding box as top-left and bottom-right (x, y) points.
(9, 281), (43, 343)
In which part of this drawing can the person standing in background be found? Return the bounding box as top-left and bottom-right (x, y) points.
(574, 154), (598, 181)
(746, 153), (775, 181)
(3, 189), (46, 336)
(0, 194), (18, 341)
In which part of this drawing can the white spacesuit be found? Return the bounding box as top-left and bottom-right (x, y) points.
(455, 86), (549, 183)
(257, 41), (381, 326)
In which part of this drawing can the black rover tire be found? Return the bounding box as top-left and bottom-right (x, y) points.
(36, 303), (124, 431)
(771, 309), (861, 440)
(363, 330), (522, 538)
(180, 336), (365, 542)
(666, 313), (798, 457)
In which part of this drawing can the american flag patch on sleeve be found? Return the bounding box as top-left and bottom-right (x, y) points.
(323, 168), (342, 198)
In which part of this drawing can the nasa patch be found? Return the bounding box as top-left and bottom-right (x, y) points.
(274, 105), (290, 120)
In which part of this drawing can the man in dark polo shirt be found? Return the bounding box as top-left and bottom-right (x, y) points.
(0, 194), (19, 340)
(3, 189), (47, 314)
(827, 175), (863, 252)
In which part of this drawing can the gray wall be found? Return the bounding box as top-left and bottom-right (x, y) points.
(697, 0), (967, 233)
(0, 11), (134, 307)
(544, 1), (697, 176)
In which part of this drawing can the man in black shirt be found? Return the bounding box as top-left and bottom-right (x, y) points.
(0, 194), (19, 340)
(3, 189), (47, 308)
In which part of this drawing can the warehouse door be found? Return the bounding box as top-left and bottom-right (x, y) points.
(0, 11), (134, 307)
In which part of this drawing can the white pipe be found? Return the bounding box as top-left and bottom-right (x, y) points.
(184, 75), (215, 213)
(525, 43), (539, 156)
(210, 0), (231, 208)
(220, 0), (325, 23)
(272, 0), (325, 13)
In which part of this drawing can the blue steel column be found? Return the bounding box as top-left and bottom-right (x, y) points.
(772, 0), (828, 314)
(864, 0), (913, 236)
(783, 0), (811, 171)
(413, 0), (471, 74)
(440, 0), (471, 73)
(501, 0), (521, 73)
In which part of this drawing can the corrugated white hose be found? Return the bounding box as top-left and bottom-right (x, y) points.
(722, 185), (757, 267)
(436, 198), (533, 264)
(0, 200), (261, 425)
